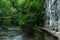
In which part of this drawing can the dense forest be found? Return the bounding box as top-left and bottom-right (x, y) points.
(0, 0), (45, 37)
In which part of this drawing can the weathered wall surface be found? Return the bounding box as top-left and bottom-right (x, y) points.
(45, 0), (60, 32)
(43, 0), (60, 40)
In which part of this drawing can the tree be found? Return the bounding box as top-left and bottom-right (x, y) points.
(0, 0), (45, 37)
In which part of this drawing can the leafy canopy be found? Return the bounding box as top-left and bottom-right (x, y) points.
(0, 0), (45, 36)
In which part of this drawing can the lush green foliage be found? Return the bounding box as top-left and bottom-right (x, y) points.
(0, 0), (45, 36)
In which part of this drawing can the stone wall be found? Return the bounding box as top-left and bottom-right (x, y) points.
(45, 0), (60, 32)
(43, 0), (60, 40)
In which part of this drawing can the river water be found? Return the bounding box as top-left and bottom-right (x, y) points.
(0, 27), (25, 40)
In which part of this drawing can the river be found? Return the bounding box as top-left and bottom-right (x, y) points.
(0, 27), (25, 40)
